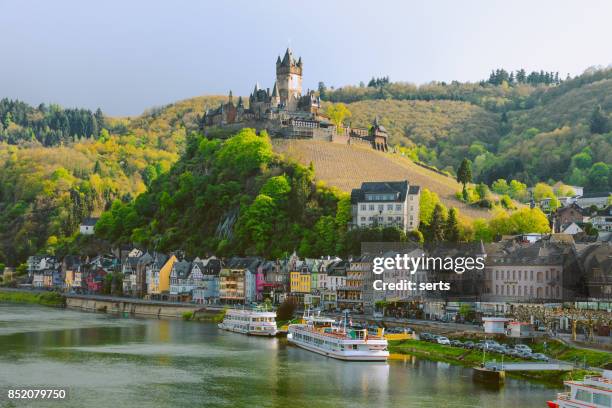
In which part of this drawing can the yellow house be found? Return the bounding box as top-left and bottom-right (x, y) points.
(65, 270), (75, 289)
(148, 255), (177, 295)
(290, 270), (311, 293)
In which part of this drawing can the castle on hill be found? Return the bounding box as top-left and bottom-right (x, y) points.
(202, 48), (388, 151)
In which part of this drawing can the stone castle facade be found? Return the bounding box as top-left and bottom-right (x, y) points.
(202, 49), (388, 151)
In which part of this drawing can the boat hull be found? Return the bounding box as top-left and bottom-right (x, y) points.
(287, 332), (389, 362)
(218, 323), (277, 336)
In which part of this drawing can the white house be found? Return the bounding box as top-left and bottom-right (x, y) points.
(576, 192), (611, 209)
(79, 218), (99, 235)
(351, 180), (420, 232)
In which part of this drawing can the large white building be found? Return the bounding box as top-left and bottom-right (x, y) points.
(350, 180), (420, 232)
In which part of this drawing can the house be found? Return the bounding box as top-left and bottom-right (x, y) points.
(85, 267), (107, 293)
(27, 255), (58, 277)
(62, 255), (82, 292)
(79, 217), (99, 235)
(553, 203), (587, 232)
(169, 259), (194, 301)
(121, 249), (145, 296)
(219, 257), (261, 304)
(562, 222), (584, 235)
(337, 256), (371, 312)
(350, 180), (420, 232)
(191, 257), (222, 304)
(146, 254), (177, 299)
(576, 192), (611, 210)
(590, 206), (612, 232)
(261, 260), (289, 304)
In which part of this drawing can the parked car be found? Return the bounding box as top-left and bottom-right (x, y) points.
(450, 340), (463, 347)
(463, 341), (475, 349)
(513, 344), (532, 354)
(419, 333), (433, 341)
(531, 353), (549, 362)
(436, 336), (451, 345)
(373, 312), (384, 319)
(517, 351), (533, 359)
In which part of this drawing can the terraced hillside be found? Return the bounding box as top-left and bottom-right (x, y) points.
(273, 139), (493, 220)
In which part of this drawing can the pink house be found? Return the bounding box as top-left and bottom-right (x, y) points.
(255, 266), (265, 301)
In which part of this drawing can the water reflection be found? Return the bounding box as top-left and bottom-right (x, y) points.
(0, 304), (555, 408)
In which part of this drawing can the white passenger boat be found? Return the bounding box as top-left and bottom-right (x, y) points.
(547, 366), (612, 408)
(287, 311), (389, 361)
(218, 308), (277, 336)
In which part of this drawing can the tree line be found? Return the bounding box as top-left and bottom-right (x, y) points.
(0, 98), (105, 146)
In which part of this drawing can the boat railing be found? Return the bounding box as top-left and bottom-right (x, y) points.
(557, 392), (571, 401)
(583, 375), (612, 388)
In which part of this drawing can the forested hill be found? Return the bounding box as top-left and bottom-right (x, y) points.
(327, 67), (612, 188)
(0, 68), (610, 266)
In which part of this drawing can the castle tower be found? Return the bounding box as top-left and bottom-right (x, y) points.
(276, 48), (302, 111)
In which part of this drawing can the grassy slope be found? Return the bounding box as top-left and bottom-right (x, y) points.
(273, 139), (493, 220)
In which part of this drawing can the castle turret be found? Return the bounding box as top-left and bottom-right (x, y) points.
(276, 48), (302, 111)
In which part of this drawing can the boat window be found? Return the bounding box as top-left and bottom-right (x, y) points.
(593, 393), (611, 407)
(575, 389), (592, 403)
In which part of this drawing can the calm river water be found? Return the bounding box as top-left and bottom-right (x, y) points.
(0, 304), (557, 407)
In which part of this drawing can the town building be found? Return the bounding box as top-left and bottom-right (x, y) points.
(191, 257), (222, 305)
(553, 203), (587, 233)
(219, 257), (261, 304)
(576, 192), (611, 209)
(590, 205), (612, 232)
(146, 254), (177, 299)
(350, 180), (420, 232)
(482, 240), (573, 302)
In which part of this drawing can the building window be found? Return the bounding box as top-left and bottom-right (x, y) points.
(378, 205), (384, 211)
(387, 204), (393, 210)
(369, 205), (374, 211)
(360, 217), (366, 221)
(360, 204), (366, 211)
(395, 204), (401, 211)
(530, 270), (533, 281)
(512, 270), (515, 280)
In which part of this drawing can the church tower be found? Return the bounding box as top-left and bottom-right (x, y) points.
(276, 48), (302, 111)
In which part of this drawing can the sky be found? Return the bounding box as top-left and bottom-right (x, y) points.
(0, 0), (611, 116)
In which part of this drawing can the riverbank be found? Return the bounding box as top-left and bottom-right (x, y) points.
(388, 339), (599, 387)
(0, 290), (65, 307)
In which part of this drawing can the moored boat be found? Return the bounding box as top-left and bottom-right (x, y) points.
(287, 311), (389, 361)
(547, 365), (611, 408)
(218, 308), (277, 336)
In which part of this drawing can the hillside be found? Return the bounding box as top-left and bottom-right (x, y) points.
(336, 99), (501, 173)
(273, 139), (493, 220)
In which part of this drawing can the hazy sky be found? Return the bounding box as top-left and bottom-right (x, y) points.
(1, 0), (610, 116)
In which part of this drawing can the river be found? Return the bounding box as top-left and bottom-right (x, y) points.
(0, 304), (557, 407)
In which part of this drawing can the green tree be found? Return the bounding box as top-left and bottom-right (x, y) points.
(456, 158), (472, 198)
(444, 208), (460, 242)
(429, 204), (447, 243)
(491, 179), (509, 195)
(587, 162), (610, 190)
(590, 105), (609, 134)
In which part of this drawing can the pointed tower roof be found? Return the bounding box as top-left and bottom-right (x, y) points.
(281, 48), (292, 66)
(272, 82), (279, 97)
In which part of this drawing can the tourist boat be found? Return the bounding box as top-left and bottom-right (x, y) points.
(287, 311), (389, 361)
(217, 308), (278, 336)
(547, 366), (611, 408)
